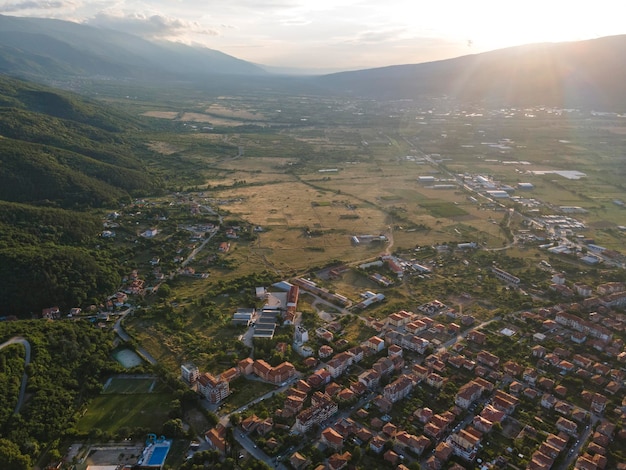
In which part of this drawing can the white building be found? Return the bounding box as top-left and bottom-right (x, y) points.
(181, 363), (199, 384)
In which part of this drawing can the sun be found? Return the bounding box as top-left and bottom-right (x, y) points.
(410, 0), (626, 54)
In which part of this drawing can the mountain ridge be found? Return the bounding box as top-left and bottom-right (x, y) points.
(316, 35), (626, 109)
(0, 14), (265, 81)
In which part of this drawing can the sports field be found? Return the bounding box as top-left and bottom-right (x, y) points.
(77, 392), (173, 434)
(103, 376), (158, 394)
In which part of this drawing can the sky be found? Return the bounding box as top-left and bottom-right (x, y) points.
(2, 0), (626, 71)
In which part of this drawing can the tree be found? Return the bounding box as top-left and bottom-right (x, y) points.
(157, 283), (171, 299)
(243, 460), (272, 470)
(168, 399), (182, 419)
(0, 439), (31, 470)
(162, 418), (184, 438)
(229, 413), (241, 426)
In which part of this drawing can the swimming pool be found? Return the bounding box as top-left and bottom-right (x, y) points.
(147, 443), (170, 466)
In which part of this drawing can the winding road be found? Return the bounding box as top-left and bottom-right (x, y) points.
(0, 336), (31, 414)
(113, 309), (157, 365)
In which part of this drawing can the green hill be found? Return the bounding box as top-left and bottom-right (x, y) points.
(0, 74), (159, 316)
(0, 14), (265, 82)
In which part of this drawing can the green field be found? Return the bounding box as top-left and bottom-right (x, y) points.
(101, 94), (626, 383)
(77, 392), (174, 434)
(419, 200), (468, 218)
(103, 376), (158, 394)
(220, 377), (278, 413)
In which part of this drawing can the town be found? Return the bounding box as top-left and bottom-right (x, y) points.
(34, 176), (626, 469)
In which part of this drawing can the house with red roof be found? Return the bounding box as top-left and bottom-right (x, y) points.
(321, 427), (344, 451)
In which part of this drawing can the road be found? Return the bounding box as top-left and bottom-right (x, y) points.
(211, 375), (301, 470)
(182, 228), (219, 268)
(438, 316), (502, 352)
(113, 309), (157, 365)
(0, 336), (31, 414)
(556, 415), (598, 470)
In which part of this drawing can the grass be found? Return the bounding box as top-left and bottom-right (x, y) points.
(419, 200), (468, 218)
(103, 377), (158, 394)
(77, 393), (174, 434)
(220, 377), (277, 413)
(164, 439), (190, 469)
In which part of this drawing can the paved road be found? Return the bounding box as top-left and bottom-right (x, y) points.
(0, 336), (31, 414)
(182, 228), (219, 268)
(113, 309), (157, 365)
(438, 316), (501, 352)
(556, 415), (598, 470)
(212, 375), (301, 470)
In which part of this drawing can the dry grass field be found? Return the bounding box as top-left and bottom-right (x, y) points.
(142, 111), (179, 119)
(205, 103), (269, 121)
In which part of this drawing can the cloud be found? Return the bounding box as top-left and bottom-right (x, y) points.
(85, 11), (219, 39)
(349, 29), (407, 45)
(0, 0), (76, 12)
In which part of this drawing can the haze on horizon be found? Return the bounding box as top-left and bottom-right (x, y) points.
(1, 0), (625, 72)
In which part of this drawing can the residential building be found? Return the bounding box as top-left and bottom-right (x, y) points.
(181, 363), (199, 384)
(325, 352), (354, 378)
(205, 424), (227, 453)
(555, 417), (577, 434)
(455, 381), (483, 409)
(321, 427), (344, 451)
(364, 335), (385, 353)
(293, 392), (338, 433)
(198, 372), (229, 404)
(477, 350), (500, 368)
(383, 374), (414, 403)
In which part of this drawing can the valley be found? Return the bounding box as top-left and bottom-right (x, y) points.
(0, 25), (625, 470)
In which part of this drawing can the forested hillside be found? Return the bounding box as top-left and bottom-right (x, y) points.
(0, 75), (159, 316)
(0, 14), (265, 82)
(0, 321), (120, 468)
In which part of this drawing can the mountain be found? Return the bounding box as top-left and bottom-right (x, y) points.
(0, 74), (160, 315)
(0, 15), (265, 82)
(0, 75), (157, 208)
(316, 35), (626, 109)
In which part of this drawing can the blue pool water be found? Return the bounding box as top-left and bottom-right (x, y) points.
(147, 445), (169, 466)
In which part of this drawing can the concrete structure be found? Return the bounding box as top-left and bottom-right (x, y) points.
(181, 363), (199, 384)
